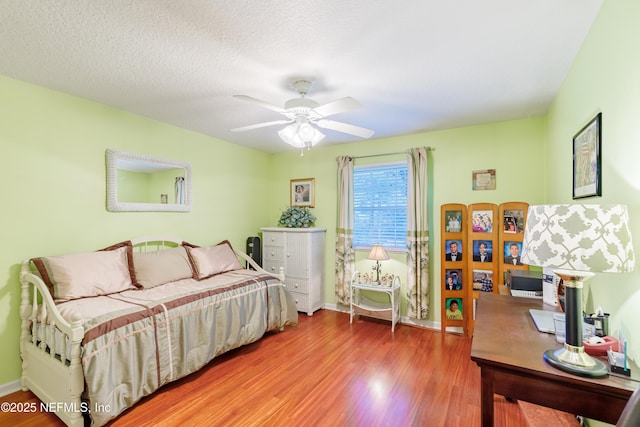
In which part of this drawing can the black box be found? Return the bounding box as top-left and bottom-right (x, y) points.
(508, 270), (542, 291)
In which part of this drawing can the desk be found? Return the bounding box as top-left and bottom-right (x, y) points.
(470, 294), (637, 426)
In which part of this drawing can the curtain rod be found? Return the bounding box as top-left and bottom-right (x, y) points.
(351, 147), (434, 160)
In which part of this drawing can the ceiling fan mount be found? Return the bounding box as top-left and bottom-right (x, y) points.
(291, 79), (313, 96)
(231, 78), (375, 148)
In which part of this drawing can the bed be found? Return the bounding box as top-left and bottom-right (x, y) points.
(19, 236), (298, 426)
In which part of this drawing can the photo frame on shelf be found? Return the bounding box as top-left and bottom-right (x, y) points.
(445, 298), (463, 320)
(444, 269), (463, 290)
(290, 178), (315, 207)
(472, 240), (493, 263)
(504, 241), (524, 266)
(573, 113), (602, 199)
(471, 210), (493, 233)
(445, 210), (463, 232)
(445, 239), (463, 262)
(503, 209), (524, 233)
(473, 270), (494, 292)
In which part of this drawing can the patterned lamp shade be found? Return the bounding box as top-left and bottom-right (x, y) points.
(521, 204), (635, 273)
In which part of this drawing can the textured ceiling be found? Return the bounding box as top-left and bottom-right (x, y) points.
(0, 1), (603, 153)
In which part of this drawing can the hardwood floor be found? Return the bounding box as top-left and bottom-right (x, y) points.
(1, 310), (529, 426)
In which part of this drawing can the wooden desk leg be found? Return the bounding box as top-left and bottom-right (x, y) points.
(479, 367), (495, 427)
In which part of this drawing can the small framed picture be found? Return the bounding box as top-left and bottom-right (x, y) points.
(573, 113), (602, 199)
(472, 169), (496, 191)
(445, 210), (463, 232)
(473, 270), (494, 292)
(290, 178), (315, 207)
(504, 241), (524, 265)
(471, 210), (493, 233)
(445, 239), (463, 262)
(444, 269), (463, 290)
(503, 209), (524, 233)
(445, 298), (463, 320)
(472, 240), (493, 263)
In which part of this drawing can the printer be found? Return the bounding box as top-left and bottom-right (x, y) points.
(507, 269), (543, 292)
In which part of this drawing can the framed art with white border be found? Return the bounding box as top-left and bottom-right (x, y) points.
(291, 178), (315, 207)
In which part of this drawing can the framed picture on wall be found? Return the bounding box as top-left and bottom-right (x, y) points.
(291, 178), (315, 207)
(472, 169), (496, 191)
(573, 113), (602, 199)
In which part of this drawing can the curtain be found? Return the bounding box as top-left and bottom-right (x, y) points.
(406, 147), (430, 319)
(335, 156), (355, 305)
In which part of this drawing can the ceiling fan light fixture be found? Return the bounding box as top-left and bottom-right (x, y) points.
(233, 79), (373, 150)
(278, 118), (325, 148)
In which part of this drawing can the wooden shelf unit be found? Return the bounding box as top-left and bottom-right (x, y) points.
(440, 203), (470, 336)
(498, 202), (529, 286)
(440, 201), (530, 337)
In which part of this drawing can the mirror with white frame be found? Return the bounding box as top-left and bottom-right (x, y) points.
(106, 149), (192, 212)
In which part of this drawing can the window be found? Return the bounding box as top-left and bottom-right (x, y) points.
(353, 162), (408, 250)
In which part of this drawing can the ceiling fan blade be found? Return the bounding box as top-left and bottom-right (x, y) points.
(233, 95), (287, 114)
(231, 119), (292, 132)
(316, 119), (375, 138)
(312, 97), (362, 117)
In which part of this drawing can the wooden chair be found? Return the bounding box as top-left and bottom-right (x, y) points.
(617, 386), (640, 427)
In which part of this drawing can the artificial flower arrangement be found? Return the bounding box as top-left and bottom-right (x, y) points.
(278, 207), (316, 228)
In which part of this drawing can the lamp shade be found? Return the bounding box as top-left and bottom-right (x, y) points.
(367, 244), (390, 261)
(521, 204), (634, 273)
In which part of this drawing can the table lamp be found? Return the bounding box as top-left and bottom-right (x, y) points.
(368, 244), (390, 284)
(520, 204), (635, 378)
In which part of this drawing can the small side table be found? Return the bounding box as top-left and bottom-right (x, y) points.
(350, 272), (401, 332)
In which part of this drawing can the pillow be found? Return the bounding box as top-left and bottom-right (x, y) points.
(101, 240), (139, 288)
(31, 245), (135, 302)
(132, 246), (193, 288)
(183, 240), (243, 280)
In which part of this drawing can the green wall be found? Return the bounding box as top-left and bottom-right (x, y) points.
(546, 0), (640, 404)
(267, 118), (546, 323)
(0, 74), (272, 385)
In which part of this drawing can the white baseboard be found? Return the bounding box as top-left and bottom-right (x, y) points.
(0, 380), (22, 397)
(322, 303), (442, 331)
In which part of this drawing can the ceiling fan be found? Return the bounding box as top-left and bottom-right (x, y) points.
(231, 79), (375, 149)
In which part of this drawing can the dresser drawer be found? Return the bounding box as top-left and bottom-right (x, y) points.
(263, 260), (284, 275)
(289, 291), (308, 312)
(285, 277), (309, 294)
(263, 245), (284, 262)
(262, 232), (284, 246)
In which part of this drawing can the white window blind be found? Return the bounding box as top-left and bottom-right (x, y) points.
(353, 162), (408, 250)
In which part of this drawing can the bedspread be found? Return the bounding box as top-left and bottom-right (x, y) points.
(56, 269), (297, 426)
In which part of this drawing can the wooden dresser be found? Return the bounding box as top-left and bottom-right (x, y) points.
(261, 227), (326, 315)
